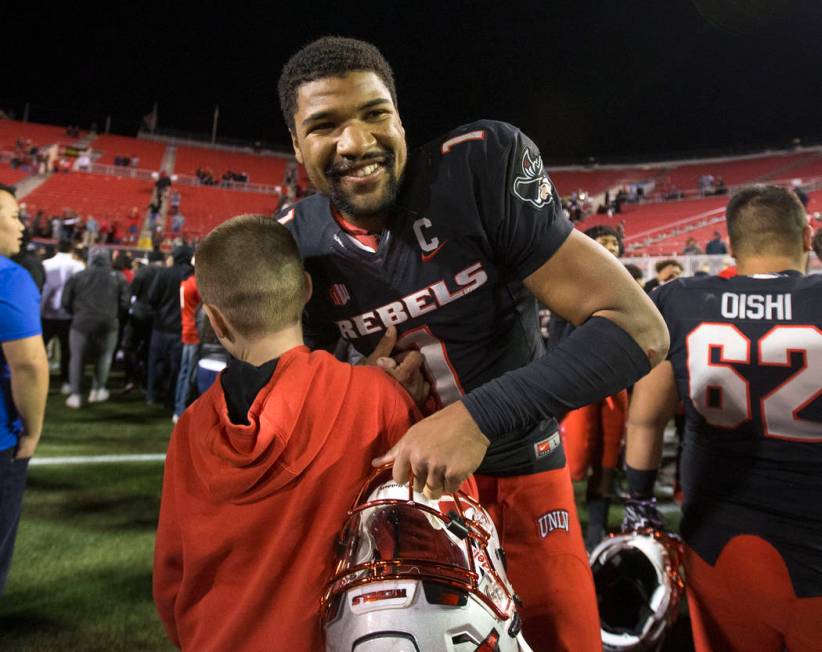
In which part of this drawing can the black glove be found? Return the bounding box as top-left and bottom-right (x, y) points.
(621, 496), (665, 533)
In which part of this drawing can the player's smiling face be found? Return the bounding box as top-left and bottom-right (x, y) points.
(290, 71), (407, 225)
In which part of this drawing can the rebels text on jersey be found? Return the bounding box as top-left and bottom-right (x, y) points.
(280, 121), (573, 476)
(652, 272), (822, 597)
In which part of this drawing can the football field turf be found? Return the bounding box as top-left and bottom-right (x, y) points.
(0, 376), (689, 651)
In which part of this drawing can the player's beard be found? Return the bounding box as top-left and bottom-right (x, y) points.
(326, 151), (400, 220)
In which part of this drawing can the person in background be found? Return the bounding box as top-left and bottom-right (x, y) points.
(625, 186), (822, 651)
(146, 246), (193, 408)
(193, 312), (228, 395)
(644, 258), (683, 293)
(623, 262), (645, 286)
(122, 251), (164, 394)
(812, 225), (822, 263)
(682, 237), (703, 255)
(11, 227), (45, 292)
(0, 183), (49, 594)
(705, 230), (728, 255)
(62, 248), (129, 408)
(41, 240), (85, 394)
(173, 257), (201, 423)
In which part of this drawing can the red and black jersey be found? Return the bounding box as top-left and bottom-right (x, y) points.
(651, 271), (822, 597)
(281, 121), (574, 475)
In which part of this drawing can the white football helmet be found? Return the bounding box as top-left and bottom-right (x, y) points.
(589, 529), (685, 652)
(322, 465), (532, 651)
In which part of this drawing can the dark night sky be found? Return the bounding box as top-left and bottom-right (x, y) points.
(4, 1), (821, 164)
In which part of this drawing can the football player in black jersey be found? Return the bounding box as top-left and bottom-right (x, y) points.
(625, 185), (822, 651)
(277, 37), (669, 650)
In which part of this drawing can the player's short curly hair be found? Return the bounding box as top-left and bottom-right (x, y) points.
(278, 36), (397, 132)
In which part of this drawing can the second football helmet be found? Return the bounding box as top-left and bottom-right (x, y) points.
(322, 465), (531, 651)
(589, 529), (685, 651)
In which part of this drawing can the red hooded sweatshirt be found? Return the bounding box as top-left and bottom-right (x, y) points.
(153, 346), (418, 651)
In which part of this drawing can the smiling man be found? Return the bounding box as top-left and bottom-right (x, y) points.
(276, 37), (668, 649)
(0, 183), (49, 595)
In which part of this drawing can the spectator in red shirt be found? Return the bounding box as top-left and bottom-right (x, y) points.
(173, 263), (201, 423)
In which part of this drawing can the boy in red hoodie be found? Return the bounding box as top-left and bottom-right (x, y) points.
(153, 215), (419, 651)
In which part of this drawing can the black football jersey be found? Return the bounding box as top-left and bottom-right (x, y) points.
(652, 272), (822, 596)
(281, 121), (573, 475)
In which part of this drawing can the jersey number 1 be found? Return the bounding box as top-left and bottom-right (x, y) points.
(686, 323), (822, 442)
(397, 327), (464, 408)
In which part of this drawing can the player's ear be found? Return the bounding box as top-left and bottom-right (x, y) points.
(290, 130), (304, 165)
(802, 223), (813, 252)
(303, 272), (313, 305)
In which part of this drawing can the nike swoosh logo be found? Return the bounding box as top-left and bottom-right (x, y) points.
(421, 240), (448, 262)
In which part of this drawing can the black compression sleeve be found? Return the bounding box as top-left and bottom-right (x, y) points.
(462, 316), (650, 442)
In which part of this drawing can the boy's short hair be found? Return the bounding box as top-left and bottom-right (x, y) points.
(278, 36), (397, 132)
(195, 214), (307, 337)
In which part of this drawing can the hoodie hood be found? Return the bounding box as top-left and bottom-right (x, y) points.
(88, 247), (111, 268)
(172, 245), (193, 266)
(187, 346), (352, 504)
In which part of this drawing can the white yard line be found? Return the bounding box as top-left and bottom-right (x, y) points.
(30, 454), (166, 466)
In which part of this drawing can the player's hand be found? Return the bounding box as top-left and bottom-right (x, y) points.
(364, 326), (431, 405)
(372, 401), (490, 500)
(621, 496), (665, 532)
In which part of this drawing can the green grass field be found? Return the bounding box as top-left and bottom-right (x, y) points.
(0, 380), (175, 651)
(0, 372), (688, 651)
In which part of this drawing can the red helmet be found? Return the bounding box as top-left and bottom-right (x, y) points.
(322, 465), (530, 651)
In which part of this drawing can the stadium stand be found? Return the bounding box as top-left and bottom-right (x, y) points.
(637, 151), (815, 193)
(778, 153), (822, 183)
(170, 184), (280, 237)
(173, 145), (289, 186)
(23, 172), (155, 221)
(0, 163), (31, 186)
(0, 119), (85, 149)
(551, 168), (649, 196)
(92, 134), (167, 170)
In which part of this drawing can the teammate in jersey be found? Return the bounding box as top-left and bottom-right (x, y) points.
(549, 225), (628, 550)
(625, 185), (822, 652)
(276, 37), (669, 649)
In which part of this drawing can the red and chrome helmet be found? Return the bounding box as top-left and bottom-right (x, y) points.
(589, 529), (686, 651)
(322, 465), (531, 651)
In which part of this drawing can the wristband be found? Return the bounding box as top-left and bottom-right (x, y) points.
(625, 464), (658, 499)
